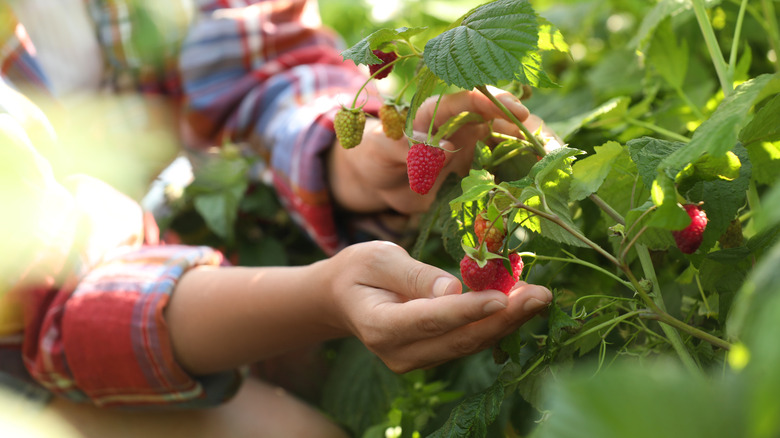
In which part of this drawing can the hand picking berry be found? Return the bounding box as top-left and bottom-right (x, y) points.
(369, 49), (398, 80)
(379, 104), (406, 140)
(673, 204), (708, 254)
(334, 107), (366, 149)
(459, 252), (524, 295)
(407, 143), (446, 195)
(474, 211), (505, 253)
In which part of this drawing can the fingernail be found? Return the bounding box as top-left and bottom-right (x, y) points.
(523, 298), (550, 313)
(483, 300), (507, 314)
(433, 277), (457, 297)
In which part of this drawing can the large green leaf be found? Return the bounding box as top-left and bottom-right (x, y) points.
(739, 93), (780, 146)
(341, 26), (427, 65)
(427, 380), (505, 438)
(530, 362), (746, 438)
(627, 137), (685, 190)
(570, 141), (624, 201)
(423, 0), (540, 90)
(321, 339), (404, 436)
(660, 74), (780, 179)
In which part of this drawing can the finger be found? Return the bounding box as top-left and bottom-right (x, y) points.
(379, 289), (510, 342)
(389, 283), (552, 371)
(361, 242), (463, 300)
(413, 90), (529, 132)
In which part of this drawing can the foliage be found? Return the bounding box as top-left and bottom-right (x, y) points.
(163, 0), (780, 436)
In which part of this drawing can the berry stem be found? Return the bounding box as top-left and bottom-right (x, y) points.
(519, 252), (634, 289)
(351, 54), (416, 108)
(625, 117), (691, 143)
(476, 85), (547, 157)
(728, 0), (749, 73)
(510, 199), (620, 267)
(427, 93), (445, 144)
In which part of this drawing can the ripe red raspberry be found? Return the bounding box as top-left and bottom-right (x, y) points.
(369, 49), (398, 79)
(407, 143), (446, 195)
(474, 212), (505, 253)
(334, 107), (366, 149)
(673, 204), (708, 254)
(459, 253), (524, 295)
(379, 104), (406, 140)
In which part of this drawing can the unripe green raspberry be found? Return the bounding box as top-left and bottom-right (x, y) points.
(334, 108), (366, 149)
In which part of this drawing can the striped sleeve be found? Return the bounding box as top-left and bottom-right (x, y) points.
(22, 245), (243, 408)
(179, 0), (381, 255)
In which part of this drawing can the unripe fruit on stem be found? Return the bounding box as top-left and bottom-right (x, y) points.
(334, 108), (366, 149)
(379, 104), (406, 140)
(474, 212), (505, 253)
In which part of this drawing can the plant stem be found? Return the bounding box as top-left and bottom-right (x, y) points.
(673, 86), (707, 120)
(513, 201), (621, 267)
(427, 93), (445, 144)
(508, 354), (545, 385)
(589, 194), (625, 225)
(476, 85), (547, 157)
(351, 54), (416, 108)
(728, 0), (749, 74)
(762, 0), (780, 72)
(691, 0), (733, 96)
(563, 310), (648, 347)
(623, 250), (701, 373)
(519, 252), (634, 289)
(625, 117), (691, 143)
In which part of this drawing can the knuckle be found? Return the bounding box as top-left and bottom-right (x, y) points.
(415, 315), (443, 335)
(451, 335), (484, 356)
(405, 263), (427, 296)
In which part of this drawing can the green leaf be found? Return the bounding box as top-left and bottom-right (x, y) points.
(530, 147), (583, 186)
(685, 146), (751, 253)
(427, 379), (505, 438)
(739, 93), (780, 146)
(660, 74), (780, 179)
(647, 20), (688, 90)
(406, 66), (442, 138)
(431, 112), (485, 145)
(746, 141), (780, 186)
(321, 339), (404, 436)
(449, 169), (498, 211)
(625, 201), (675, 250)
(689, 151), (742, 182)
(340, 26), (426, 65)
(753, 182), (780, 233)
(531, 362), (746, 438)
(627, 137), (686, 190)
(536, 16), (569, 53)
(548, 97), (630, 141)
(423, 0), (540, 90)
(727, 240), (780, 437)
(646, 174), (690, 230)
(570, 141), (624, 201)
(515, 51), (559, 88)
(192, 183), (245, 242)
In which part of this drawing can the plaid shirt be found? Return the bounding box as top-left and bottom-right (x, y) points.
(0, 0), (381, 407)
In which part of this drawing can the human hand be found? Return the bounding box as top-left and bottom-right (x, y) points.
(321, 241), (552, 373)
(327, 89), (532, 215)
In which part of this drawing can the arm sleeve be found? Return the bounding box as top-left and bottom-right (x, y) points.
(16, 174), (244, 409)
(178, 0), (382, 255)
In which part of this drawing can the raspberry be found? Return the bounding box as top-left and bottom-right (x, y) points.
(474, 212), (505, 253)
(369, 49), (398, 79)
(459, 253), (524, 295)
(334, 108), (366, 149)
(718, 219), (743, 249)
(407, 143), (446, 195)
(379, 104), (406, 140)
(672, 204), (708, 254)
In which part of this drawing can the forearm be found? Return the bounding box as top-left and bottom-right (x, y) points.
(165, 261), (347, 376)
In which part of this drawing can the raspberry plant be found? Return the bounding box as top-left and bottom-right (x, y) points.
(161, 0), (780, 436)
(321, 0), (780, 437)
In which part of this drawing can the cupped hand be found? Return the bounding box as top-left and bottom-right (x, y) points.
(323, 241), (552, 373)
(327, 89), (533, 215)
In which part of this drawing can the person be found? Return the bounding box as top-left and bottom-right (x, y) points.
(0, 0), (554, 437)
